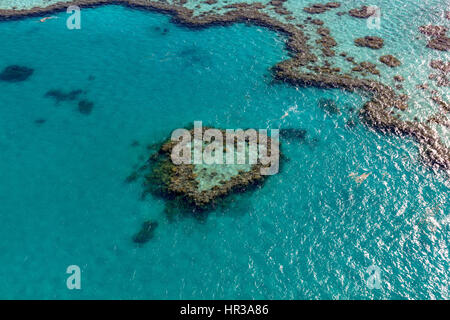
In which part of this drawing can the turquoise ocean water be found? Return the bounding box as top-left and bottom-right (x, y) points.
(0, 4), (449, 299)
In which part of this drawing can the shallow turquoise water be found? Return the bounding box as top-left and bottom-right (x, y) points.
(0, 5), (449, 299)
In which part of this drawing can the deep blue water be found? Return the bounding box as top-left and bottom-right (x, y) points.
(0, 5), (448, 299)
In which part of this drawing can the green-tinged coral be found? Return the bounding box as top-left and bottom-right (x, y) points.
(128, 126), (280, 216)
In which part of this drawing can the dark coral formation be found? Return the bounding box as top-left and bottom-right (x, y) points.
(133, 220), (158, 244)
(1, 0), (449, 173)
(78, 99), (94, 115)
(138, 127), (278, 210)
(348, 6), (373, 18)
(353, 61), (380, 76)
(430, 60), (450, 74)
(0, 65), (33, 82)
(428, 60), (450, 88)
(379, 55), (401, 67)
(418, 25), (450, 51)
(318, 98), (340, 114)
(34, 119), (46, 125)
(310, 19), (324, 25)
(426, 112), (450, 129)
(45, 89), (84, 103)
(304, 2), (340, 14)
(354, 36), (384, 49)
(279, 128), (307, 141)
(272, 61), (449, 170)
(427, 36), (450, 51)
(431, 93), (450, 113)
(314, 26), (337, 57)
(419, 25), (448, 37)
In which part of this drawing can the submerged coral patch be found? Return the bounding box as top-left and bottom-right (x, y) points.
(430, 60), (450, 74)
(133, 220), (158, 244)
(34, 118), (46, 125)
(348, 6), (373, 19)
(78, 100), (94, 115)
(0, 65), (33, 82)
(318, 98), (340, 115)
(419, 25), (447, 37)
(279, 128), (307, 141)
(354, 36), (384, 49)
(427, 36), (450, 51)
(379, 55), (401, 67)
(45, 89), (84, 104)
(133, 127), (279, 212)
(304, 3), (340, 14)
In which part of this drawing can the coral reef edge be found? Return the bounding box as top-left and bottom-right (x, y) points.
(1, 0), (448, 174)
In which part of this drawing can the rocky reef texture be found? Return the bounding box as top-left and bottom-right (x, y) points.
(419, 25), (448, 37)
(318, 98), (340, 114)
(430, 60), (450, 74)
(379, 55), (401, 67)
(354, 36), (384, 49)
(348, 5), (373, 18)
(303, 2), (341, 14)
(139, 127), (278, 210)
(427, 112), (450, 129)
(418, 25), (450, 51)
(315, 26), (337, 57)
(353, 61), (380, 76)
(1, 0), (449, 173)
(427, 36), (450, 51)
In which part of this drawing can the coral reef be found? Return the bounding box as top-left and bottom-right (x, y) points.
(430, 60), (450, 74)
(354, 36), (384, 49)
(348, 6), (373, 18)
(1, 0), (448, 173)
(136, 127), (279, 211)
(304, 2), (340, 14)
(427, 36), (450, 51)
(315, 27), (337, 56)
(419, 25), (448, 37)
(379, 55), (401, 67)
(0, 65), (33, 82)
(318, 98), (340, 114)
(353, 61), (380, 76)
(310, 19), (324, 25)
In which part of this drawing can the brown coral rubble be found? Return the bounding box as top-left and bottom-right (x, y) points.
(354, 36), (384, 49)
(379, 55), (401, 67)
(349, 6), (373, 18)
